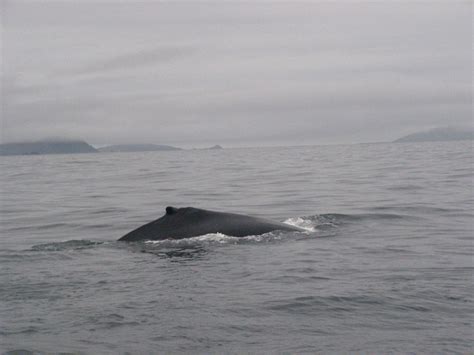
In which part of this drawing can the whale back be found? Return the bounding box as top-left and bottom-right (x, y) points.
(118, 206), (302, 241)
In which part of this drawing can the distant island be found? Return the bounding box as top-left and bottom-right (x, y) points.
(98, 144), (182, 153)
(394, 127), (473, 143)
(0, 140), (226, 156)
(192, 145), (224, 150)
(0, 140), (97, 156)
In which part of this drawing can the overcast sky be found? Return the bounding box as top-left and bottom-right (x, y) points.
(1, 1), (472, 147)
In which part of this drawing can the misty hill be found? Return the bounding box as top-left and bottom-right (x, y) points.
(394, 127), (473, 143)
(0, 140), (98, 156)
(98, 144), (182, 153)
(192, 145), (224, 150)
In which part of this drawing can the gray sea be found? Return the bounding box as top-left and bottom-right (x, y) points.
(1, 141), (472, 354)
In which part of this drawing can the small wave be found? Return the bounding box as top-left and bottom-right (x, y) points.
(2, 349), (42, 355)
(0, 326), (40, 336)
(319, 212), (414, 223)
(5, 223), (77, 232)
(387, 184), (423, 191)
(92, 207), (128, 214)
(283, 217), (317, 232)
(30, 239), (105, 251)
(371, 205), (463, 215)
(86, 313), (140, 330)
(265, 294), (391, 315)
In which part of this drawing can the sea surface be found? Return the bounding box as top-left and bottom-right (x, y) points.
(0, 141), (472, 354)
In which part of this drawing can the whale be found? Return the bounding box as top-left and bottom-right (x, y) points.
(118, 206), (305, 242)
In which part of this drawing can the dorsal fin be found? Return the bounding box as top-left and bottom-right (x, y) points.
(166, 206), (178, 215)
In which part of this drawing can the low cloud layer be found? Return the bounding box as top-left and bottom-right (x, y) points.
(1, 1), (472, 147)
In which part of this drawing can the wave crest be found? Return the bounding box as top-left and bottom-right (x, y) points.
(30, 239), (105, 251)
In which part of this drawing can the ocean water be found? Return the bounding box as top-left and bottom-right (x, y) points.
(0, 141), (472, 354)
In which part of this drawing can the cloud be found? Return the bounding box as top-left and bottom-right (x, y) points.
(1, 1), (472, 146)
(67, 46), (196, 76)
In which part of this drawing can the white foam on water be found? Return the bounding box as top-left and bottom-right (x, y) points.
(144, 232), (240, 245)
(189, 232), (240, 243)
(283, 217), (316, 232)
